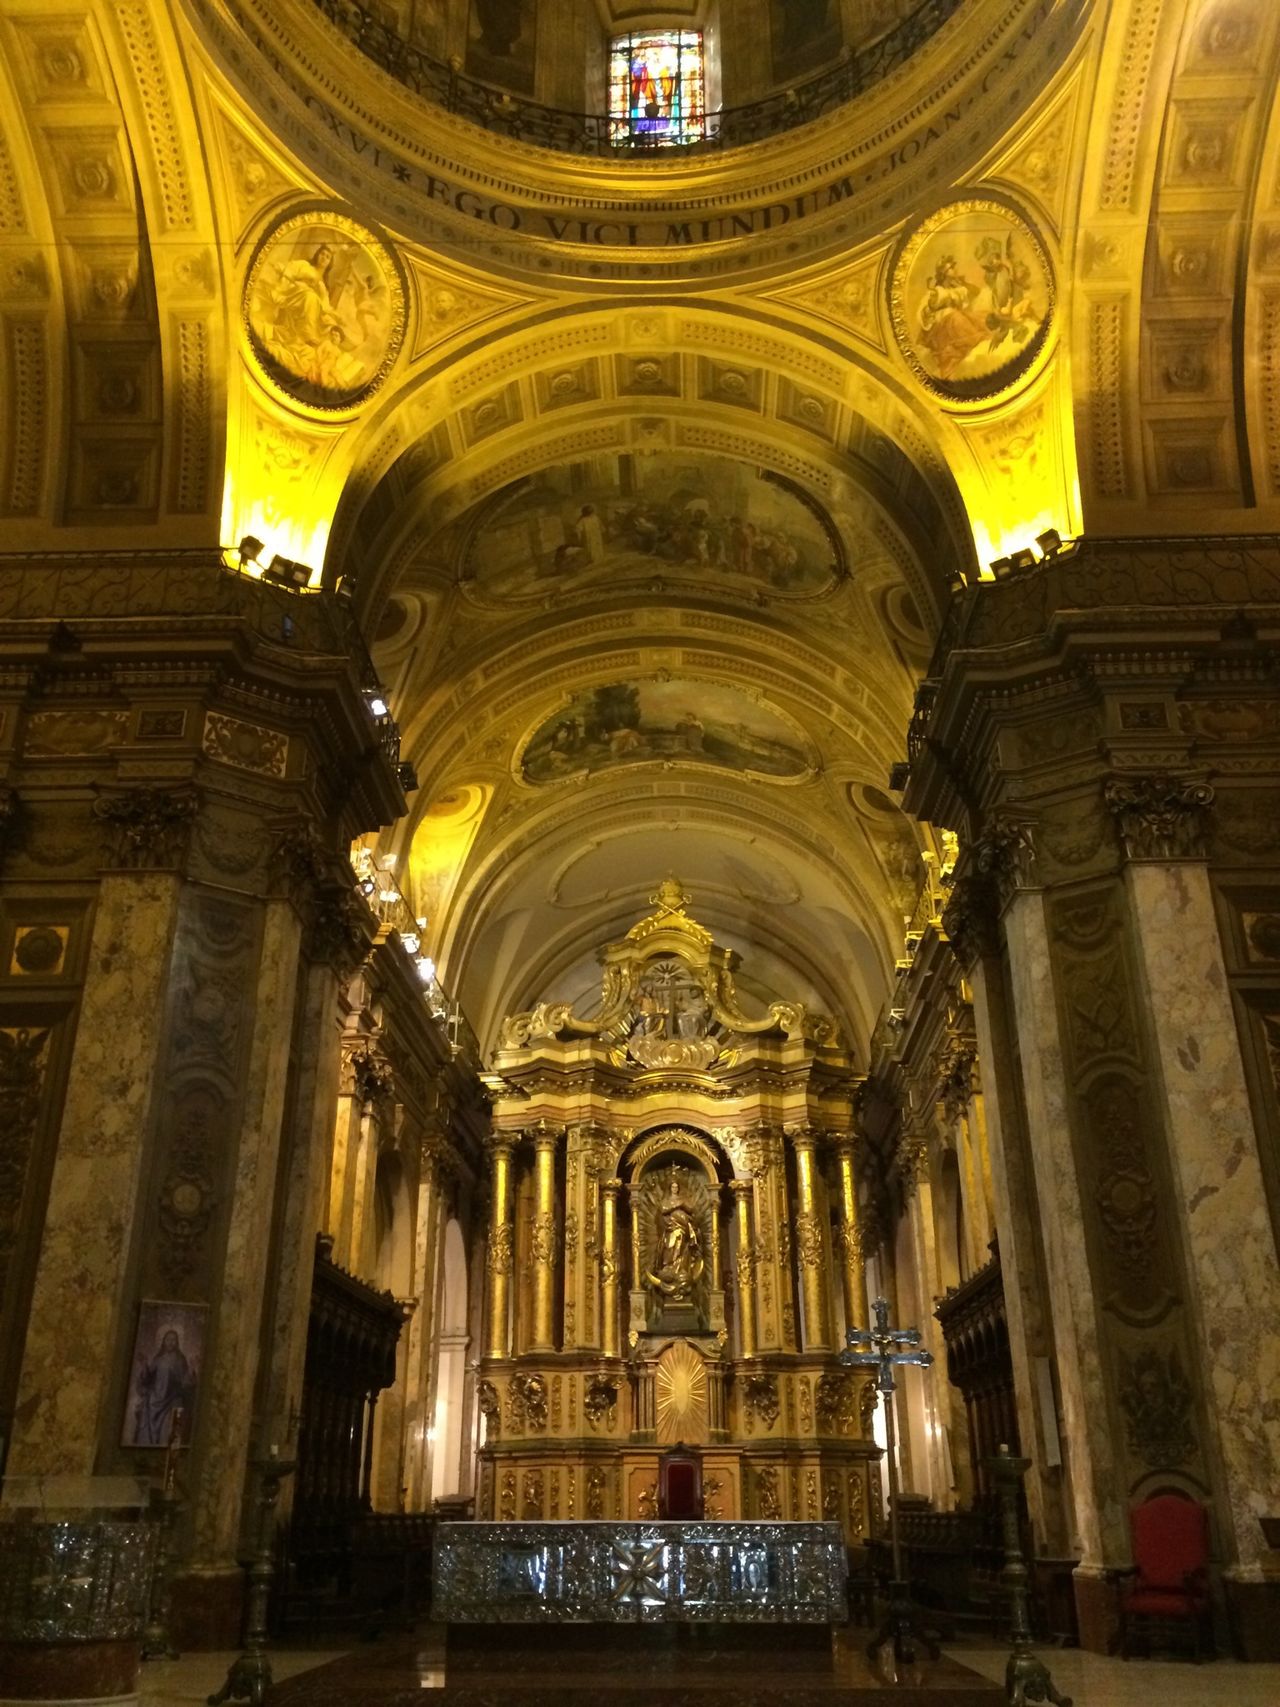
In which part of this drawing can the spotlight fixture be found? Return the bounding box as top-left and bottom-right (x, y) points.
(401, 932), (420, 956)
(1010, 547), (1037, 572)
(989, 555), (1013, 580)
(1036, 528), (1063, 557)
(416, 955), (437, 985)
(367, 695), (388, 718)
(360, 876), (376, 896)
(237, 535), (265, 568)
(264, 554), (312, 588)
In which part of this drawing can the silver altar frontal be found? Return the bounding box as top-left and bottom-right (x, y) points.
(432, 1520), (847, 1623)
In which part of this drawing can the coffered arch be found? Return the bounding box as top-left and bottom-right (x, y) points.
(0, 0), (227, 544)
(1070, 0), (1280, 528)
(330, 296), (977, 631)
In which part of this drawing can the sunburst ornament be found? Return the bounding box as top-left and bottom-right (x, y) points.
(655, 1339), (707, 1444)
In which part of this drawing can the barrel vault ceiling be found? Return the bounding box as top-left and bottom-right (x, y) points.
(1, 0), (1278, 1053)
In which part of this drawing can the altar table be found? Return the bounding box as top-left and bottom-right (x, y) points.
(432, 1520), (847, 1624)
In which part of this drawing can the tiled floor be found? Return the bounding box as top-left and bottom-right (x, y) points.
(137, 1649), (345, 1704)
(127, 1638), (1280, 1705)
(949, 1642), (1280, 1704)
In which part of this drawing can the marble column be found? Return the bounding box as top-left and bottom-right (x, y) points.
(790, 1129), (834, 1352)
(832, 1136), (867, 1333)
(600, 1181), (620, 1359)
(730, 1180), (757, 1359)
(254, 957), (346, 1497)
(189, 899), (303, 1572)
(1000, 885), (1129, 1616)
(7, 872), (182, 1474)
(329, 1044), (366, 1269)
(484, 1137), (516, 1360)
(401, 1139), (448, 1508)
(528, 1127), (558, 1352)
(951, 880), (1066, 1554)
(1124, 856), (1280, 1581)
(901, 1136), (950, 1506)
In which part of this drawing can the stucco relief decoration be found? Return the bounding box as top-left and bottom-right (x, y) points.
(244, 210), (406, 410)
(890, 199), (1054, 402)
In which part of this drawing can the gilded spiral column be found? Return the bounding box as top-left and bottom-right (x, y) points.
(601, 1181), (620, 1359)
(730, 1179), (757, 1359)
(484, 1135), (516, 1359)
(790, 1129), (834, 1351)
(833, 1135), (868, 1332)
(529, 1125), (559, 1352)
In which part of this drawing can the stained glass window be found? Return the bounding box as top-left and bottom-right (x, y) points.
(608, 32), (706, 148)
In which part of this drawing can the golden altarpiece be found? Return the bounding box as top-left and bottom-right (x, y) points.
(476, 882), (879, 1544)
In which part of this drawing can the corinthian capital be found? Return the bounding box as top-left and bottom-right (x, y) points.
(1104, 774), (1214, 862)
(973, 816), (1038, 905)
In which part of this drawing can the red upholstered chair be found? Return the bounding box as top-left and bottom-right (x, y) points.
(658, 1445), (703, 1519)
(1118, 1493), (1212, 1661)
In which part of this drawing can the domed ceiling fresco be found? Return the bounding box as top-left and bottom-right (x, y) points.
(459, 453), (843, 607)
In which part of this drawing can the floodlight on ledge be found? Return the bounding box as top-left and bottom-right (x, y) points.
(1036, 528), (1063, 556)
(237, 535), (265, 569)
(367, 694), (389, 718)
(401, 932), (420, 956)
(264, 554), (313, 588)
(416, 955), (437, 985)
(989, 555), (1014, 580)
(1010, 547), (1038, 572)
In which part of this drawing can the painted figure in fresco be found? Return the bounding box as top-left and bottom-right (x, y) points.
(133, 1328), (194, 1446)
(917, 237), (1042, 381)
(917, 253), (987, 379)
(260, 244), (339, 373)
(255, 240), (387, 392)
(973, 233), (1039, 355)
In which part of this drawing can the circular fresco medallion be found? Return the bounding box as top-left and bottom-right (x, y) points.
(243, 209), (406, 410)
(890, 199), (1054, 403)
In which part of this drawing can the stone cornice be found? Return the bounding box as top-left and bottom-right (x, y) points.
(902, 536), (1280, 828)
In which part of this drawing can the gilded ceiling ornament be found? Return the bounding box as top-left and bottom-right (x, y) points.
(889, 198), (1055, 403)
(243, 207), (406, 411)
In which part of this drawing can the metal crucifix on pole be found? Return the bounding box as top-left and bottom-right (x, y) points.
(839, 1294), (941, 1674)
